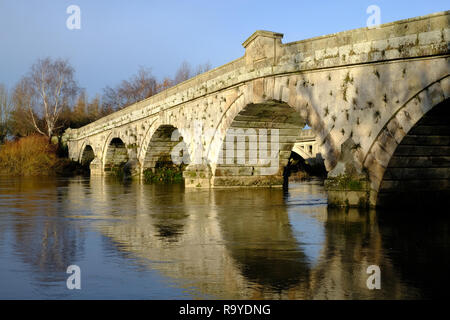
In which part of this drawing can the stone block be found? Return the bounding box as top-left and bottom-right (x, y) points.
(371, 141), (392, 168)
(418, 30), (443, 45)
(326, 190), (370, 208)
(386, 118), (406, 144)
(315, 48), (326, 60)
(385, 49), (401, 60)
(388, 34), (417, 48)
(371, 39), (388, 51)
(338, 44), (352, 57)
(353, 42), (371, 54)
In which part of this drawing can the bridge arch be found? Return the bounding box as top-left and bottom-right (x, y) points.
(103, 136), (130, 173)
(212, 101), (306, 186)
(78, 140), (92, 163)
(79, 144), (95, 167)
(206, 78), (337, 186)
(363, 76), (450, 206)
(141, 124), (190, 173)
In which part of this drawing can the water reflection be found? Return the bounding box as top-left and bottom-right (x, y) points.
(0, 178), (85, 288)
(0, 176), (448, 299)
(213, 188), (311, 296)
(377, 211), (450, 299)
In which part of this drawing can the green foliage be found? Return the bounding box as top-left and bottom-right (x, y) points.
(143, 165), (185, 184)
(327, 174), (364, 191)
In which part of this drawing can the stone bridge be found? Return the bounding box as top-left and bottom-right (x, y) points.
(66, 11), (450, 207)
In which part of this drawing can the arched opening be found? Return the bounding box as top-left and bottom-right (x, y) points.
(213, 101), (324, 187)
(80, 145), (95, 169)
(104, 138), (129, 174)
(286, 125), (327, 184)
(377, 98), (450, 208)
(142, 125), (189, 183)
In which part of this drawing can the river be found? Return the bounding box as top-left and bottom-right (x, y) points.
(0, 176), (448, 299)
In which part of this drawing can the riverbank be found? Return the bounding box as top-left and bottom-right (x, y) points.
(0, 135), (86, 176)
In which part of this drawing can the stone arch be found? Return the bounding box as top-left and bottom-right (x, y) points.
(205, 78), (337, 186)
(363, 75), (450, 206)
(206, 78), (338, 174)
(103, 136), (129, 173)
(137, 118), (159, 163)
(141, 124), (190, 171)
(291, 143), (314, 161)
(101, 130), (131, 164)
(79, 144), (95, 167)
(138, 118), (191, 165)
(78, 140), (92, 163)
(213, 101), (306, 186)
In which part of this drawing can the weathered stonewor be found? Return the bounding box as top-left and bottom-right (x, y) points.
(65, 11), (450, 207)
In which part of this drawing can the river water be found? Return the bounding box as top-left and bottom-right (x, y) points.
(0, 176), (448, 299)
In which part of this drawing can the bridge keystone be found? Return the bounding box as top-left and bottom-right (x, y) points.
(243, 30), (284, 67)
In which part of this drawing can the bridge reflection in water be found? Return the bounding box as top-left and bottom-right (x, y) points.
(0, 176), (448, 299)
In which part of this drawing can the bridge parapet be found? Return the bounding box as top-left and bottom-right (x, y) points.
(297, 129), (316, 140)
(278, 11), (449, 72)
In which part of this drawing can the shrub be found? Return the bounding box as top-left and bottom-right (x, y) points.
(0, 135), (61, 176)
(143, 166), (184, 184)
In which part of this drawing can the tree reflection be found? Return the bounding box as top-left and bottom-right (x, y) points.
(2, 177), (85, 283)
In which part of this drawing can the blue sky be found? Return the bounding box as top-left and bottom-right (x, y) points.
(0, 0), (448, 97)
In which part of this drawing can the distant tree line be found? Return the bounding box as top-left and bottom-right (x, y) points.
(0, 58), (211, 143)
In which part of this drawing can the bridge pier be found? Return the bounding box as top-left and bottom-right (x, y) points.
(89, 158), (103, 176)
(183, 164), (213, 188)
(325, 175), (371, 208)
(211, 175), (285, 188)
(124, 159), (142, 179)
(324, 138), (371, 208)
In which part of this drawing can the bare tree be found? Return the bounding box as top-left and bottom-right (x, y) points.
(103, 66), (158, 111)
(87, 94), (103, 119)
(102, 85), (121, 112)
(0, 83), (13, 143)
(9, 81), (36, 138)
(101, 62), (212, 112)
(157, 77), (173, 92)
(174, 61), (212, 85)
(195, 62), (212, 76)
(17, 58), (79, 138)
(72, 89), (88, 123)
(174, 61), (192, 85)
(120, 66), (158, 102)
